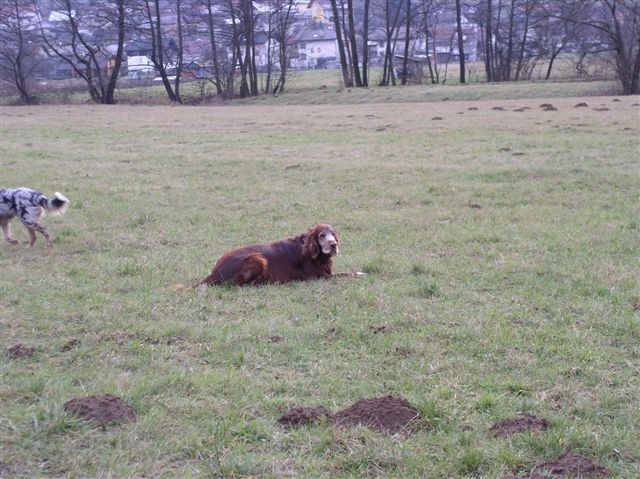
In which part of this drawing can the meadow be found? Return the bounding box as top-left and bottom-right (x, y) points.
(0, 84), (639, 477)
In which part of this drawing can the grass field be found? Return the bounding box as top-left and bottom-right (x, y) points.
(1, 90), (639, 478)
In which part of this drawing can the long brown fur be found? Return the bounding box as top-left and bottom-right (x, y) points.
(193, 224), (340, 287)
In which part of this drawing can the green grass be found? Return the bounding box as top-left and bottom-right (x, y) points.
(1, 66), (623, 107)
(0, 90), (639, 477)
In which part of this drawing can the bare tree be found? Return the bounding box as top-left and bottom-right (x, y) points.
(36, 0), (126, 104)
(376, 0), (404, 86)
(471, 0), (541, 81)
(400, 0), (411, 85)
(0, 0), (41, 103)
(142, 0), (177, 102)
(534, 3), (579, 80)
(562, 0), (640, 94)
(330, 0), (353, 87)
(173, 0), (184, 103)
(362, 0), (371, 86)
(265, 0), (297, 94)
(455, 0), (465, 83)
(346, 0), (363, 86)
(205, 0), (224, 96)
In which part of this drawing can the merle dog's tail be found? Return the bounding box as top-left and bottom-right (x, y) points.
(45, 192), (70, 215)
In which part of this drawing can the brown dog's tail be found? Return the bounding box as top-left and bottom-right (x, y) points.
(333, 272), (367, 278)
(169, 273), (218, 291)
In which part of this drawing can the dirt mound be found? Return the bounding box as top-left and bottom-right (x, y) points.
(64, 394), (136, 426)
(332, 395), (420, 434)
(6, 343), (35, 358)
(503, 452), (609, 478)
(278, 406), (331, 428)
(502, 475), (547, 479)
(278, 396), (420, 435)
(61, 339), (80, 351)
(536, 452), (608, 477)
(574, 102), (589, 108)
(491, 413), (550, 437)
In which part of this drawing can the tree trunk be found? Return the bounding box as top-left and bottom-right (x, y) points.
(104, 0), (125, 104)
(150, 0), (177, 101)
(346, 0), (362, 86)
(401, 0), (411, 85)
(485, 0), (493, 81)
(174, 0), (184, 103)
(504, 0), (515, 80)
(362, 0), (370, 87)
(330, 0), (352, 87)
(205, 0), (223, 96)
(455, 0), (466, 83)
(545, 47), (560, 80)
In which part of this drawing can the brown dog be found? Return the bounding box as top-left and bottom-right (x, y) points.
(194, 224), (340, 287)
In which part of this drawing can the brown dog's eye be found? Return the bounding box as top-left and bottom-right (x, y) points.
(319, 233), (326, 238)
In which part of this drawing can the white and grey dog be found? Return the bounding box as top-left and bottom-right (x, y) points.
(0, 187), (69, 246)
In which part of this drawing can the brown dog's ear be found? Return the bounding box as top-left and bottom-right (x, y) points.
(303, 227), (320, 258)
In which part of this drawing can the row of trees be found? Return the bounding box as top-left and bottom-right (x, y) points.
(1, 0), (301, 103)
(1, 0), (639, 105)
(328, 0), (639, 93)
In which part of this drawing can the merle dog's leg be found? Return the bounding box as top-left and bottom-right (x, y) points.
(1, 217), (20, 245)
(24, 223), (52, 246)
(19, 205), (52, 246)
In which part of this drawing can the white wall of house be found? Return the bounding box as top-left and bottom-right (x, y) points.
(292, 38), (337, 69)
(127, 55), (155, 79)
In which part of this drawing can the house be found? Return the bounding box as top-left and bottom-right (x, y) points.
(367, 14), (479, 67)
(306, 0), (332, 24)
(290, 27), (337, 69)
(125, 41), (155, 80)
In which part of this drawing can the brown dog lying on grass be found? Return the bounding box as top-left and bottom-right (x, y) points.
(172, 224), (364, 289)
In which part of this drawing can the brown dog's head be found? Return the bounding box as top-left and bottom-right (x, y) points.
(303, 224), (339, 259)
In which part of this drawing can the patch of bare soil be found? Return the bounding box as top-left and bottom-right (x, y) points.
(269, 335), (284, 343)
(468, 106), (479, 110)
(369, 325), (388, 334)
(64, 394), (136, 426)
(279, 396), (420, 435)
(6, 344), (35, 358)
(594, 107), (610, 111)
(490, 413), (550, 437)
(61, 339), (80, 351)
(332, 395), (420, 434)
(537, 452), (609, 477)
(502, 474), (548, 479)
(431, 116), (443, 120)
(278, 406), (331, 428)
